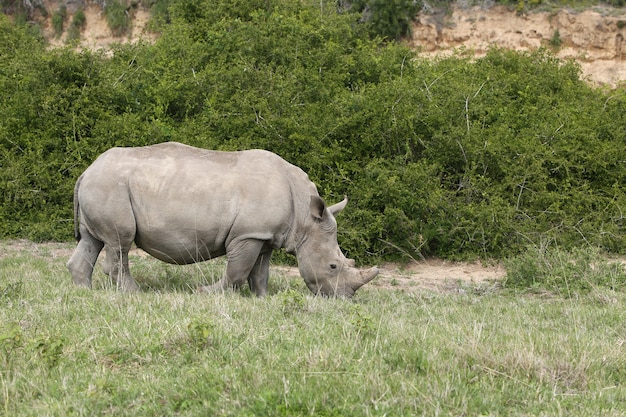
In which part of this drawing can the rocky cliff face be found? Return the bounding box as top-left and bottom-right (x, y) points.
(411, 5), (626, 87)
(40, 2), (154, 50)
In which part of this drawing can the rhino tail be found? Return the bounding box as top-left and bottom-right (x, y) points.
(73, 174), (83, 241)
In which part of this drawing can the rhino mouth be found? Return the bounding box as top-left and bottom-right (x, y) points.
(303, 266), (379, 298)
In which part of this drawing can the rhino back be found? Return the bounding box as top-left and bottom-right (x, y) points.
(78, 142), (316, 263)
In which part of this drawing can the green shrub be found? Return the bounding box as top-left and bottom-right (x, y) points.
(147, 0), (176, 28)
(51, 5), (66, 38)
(503, 246), (626, 295)
(67, 8), (87, 42)
(105, 0), (130, 36)
(349, 0), (421, 40)
(549, 29), (562, 48)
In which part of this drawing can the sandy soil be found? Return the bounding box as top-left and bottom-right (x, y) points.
(366, 258), (504, 292)
(275, 258), (504, 292)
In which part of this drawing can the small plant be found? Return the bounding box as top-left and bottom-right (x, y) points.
(0, 322), (22, 353)
(0, 322), (23, 367)
(31, 334), (65, 369)
(67, 8), (86, 42)
(549, 29), (562, 49)
(51, 5), (67, 38)
(348, 304), (374, 335)
(279, 288), (307, 314)
(73, 8), (87, 28)
(514, 0), (543, 13)
(105, 0), (131, 36)
(187, 318), (215, 350)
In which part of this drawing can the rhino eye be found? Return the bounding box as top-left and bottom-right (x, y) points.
(330, 263), (337, 270)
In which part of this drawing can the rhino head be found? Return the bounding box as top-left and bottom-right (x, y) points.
(295, 196), (379, 298)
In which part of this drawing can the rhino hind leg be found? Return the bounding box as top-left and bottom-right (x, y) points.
(67, 228), (104, 289)
(199, 239), (266, 296)
(106, 244), (139, 292)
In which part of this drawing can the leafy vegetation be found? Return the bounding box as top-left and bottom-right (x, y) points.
(104, 0), (131, 36)
(51, 4), (66, 37)
(0, 242), (625, 416)
(1, 0), (626, 263)
(348, 0), (422, 40)
(504, 245), (626, 295)
(67, 7), (86, 42)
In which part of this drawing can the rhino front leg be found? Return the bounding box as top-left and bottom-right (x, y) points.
(199, 239), (265, 295)
(247, 249), (272, 297)
(106, 245), (139, 292)
(67, 229), (104, 288)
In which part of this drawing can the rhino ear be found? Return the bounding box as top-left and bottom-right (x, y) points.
(309, 195), (327, 221)
(327, 196), (348, 217)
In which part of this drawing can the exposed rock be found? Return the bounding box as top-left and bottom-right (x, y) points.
(40, 1), (155, 49)
(411, 5), (626, 86)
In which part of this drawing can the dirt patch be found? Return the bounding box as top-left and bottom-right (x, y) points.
(2, 240), (504, 293)
(371, 259), (504, 292)
(276, 259), (504, 293)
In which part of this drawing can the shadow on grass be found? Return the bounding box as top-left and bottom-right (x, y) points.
(91, 255), (302, 296)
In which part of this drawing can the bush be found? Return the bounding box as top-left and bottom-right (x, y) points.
(349, 0), (421, 40)
(67, 8), (87, 42)
(51, 5), (66, 38)
(105, 0), (130, 36)
(503, 246), (626, 295)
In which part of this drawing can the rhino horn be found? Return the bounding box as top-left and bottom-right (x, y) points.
(349, 267), (379, 292)
(327, 196), (348, 217)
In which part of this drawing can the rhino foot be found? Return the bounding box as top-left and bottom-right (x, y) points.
(198, 278), (230, 294)
(118, 280), (140, 292)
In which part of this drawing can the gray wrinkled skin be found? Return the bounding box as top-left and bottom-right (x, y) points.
(67, 142), (379, 297)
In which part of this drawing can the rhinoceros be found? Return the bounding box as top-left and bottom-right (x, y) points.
(67, 142), (378, 297)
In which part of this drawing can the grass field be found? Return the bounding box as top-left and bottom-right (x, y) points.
(1, 241), (625, 416)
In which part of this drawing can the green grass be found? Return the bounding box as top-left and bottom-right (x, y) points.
(1, 241), (625, 416)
